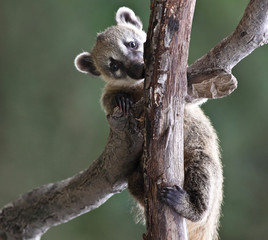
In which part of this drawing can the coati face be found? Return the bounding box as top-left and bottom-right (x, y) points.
(75, 7), (146, 87)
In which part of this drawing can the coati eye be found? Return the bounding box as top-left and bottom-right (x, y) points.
(128, 41), (138, 49)
(109, 59), (119, 72)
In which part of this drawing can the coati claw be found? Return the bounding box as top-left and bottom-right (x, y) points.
(160, 185), (187, 211)
(115, 93), (133, 115)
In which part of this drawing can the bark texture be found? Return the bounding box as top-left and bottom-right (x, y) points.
(0, 0), (267, 239)
(143, 0), (196, 239)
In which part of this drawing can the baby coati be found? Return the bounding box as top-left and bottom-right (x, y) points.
(75, 7), (223, 240)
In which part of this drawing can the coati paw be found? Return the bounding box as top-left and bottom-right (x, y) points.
(115, 93), (133, 115)
(160, 185), (187, 213)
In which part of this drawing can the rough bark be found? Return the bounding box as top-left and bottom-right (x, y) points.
(0, 0), (267, 239)
(0, 103), (144, 240)
(186, 0), (268, 102)
(143, 0), (195, 239)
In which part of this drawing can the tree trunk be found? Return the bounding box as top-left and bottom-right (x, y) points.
(143, 0), (196, 239)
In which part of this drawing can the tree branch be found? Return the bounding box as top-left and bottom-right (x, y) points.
(0, 102), (144, 240)
(186, 0), (268, 102)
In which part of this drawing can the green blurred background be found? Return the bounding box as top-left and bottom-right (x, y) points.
(0, 0), (267, 239)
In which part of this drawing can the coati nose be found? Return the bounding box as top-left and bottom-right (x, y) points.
(127, 62), (145, 80)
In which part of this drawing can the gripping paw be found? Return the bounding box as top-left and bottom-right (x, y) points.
(115, 93), (133, 115)
(160, 185), (186, 212)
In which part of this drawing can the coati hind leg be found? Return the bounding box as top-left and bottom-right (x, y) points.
(128, 162), (145, 206)
(160, 152), (215, 222)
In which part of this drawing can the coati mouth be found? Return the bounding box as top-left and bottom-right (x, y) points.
(126, 62), (145, 80)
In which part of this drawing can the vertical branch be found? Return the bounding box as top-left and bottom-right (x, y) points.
(144, 0), (196, 239)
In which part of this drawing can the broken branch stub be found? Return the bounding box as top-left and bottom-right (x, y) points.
(186, 70), (238, 102)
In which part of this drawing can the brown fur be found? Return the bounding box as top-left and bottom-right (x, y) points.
(75, 7), (223, 240)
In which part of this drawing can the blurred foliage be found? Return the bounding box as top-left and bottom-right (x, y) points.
(0, 0), (267, 239)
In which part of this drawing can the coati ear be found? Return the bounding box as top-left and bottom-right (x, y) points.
(74, 52), (101, 76)
(115, 7), (143, 30)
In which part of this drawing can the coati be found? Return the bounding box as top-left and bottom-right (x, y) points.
(75, 7), (223, 240)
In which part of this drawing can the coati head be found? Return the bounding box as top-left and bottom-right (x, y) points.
(75, 7), (146, 87)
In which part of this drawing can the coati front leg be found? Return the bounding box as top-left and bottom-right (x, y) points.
(101, 89), (134, 115)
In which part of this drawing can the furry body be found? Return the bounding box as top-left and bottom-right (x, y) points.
(75, 7), (223, 240)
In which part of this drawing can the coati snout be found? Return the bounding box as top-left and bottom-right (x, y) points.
(126, 61), (145, 79)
